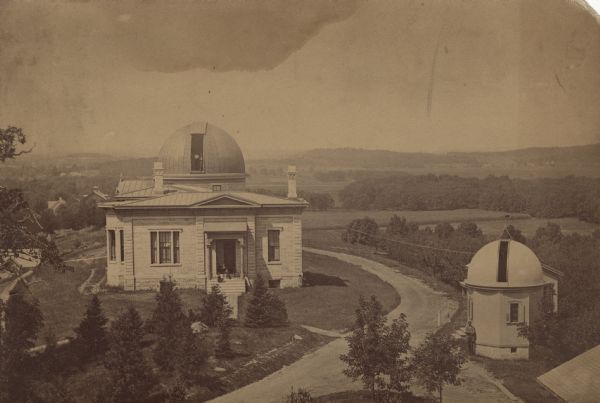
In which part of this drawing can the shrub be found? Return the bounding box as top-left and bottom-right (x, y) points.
(285, 387), (313, 403)
(245, 275), (288, 328)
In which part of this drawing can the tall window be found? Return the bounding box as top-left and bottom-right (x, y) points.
(150, 231), (181, 264)
(119, 230), (125, 262)
(509, 302), (520, 323)
(268, 230), (280, 262)
(108, 230), (116, 261)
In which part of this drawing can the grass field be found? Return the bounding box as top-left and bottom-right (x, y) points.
(240, 251), (400, 332)
(303, 208), (599, 237)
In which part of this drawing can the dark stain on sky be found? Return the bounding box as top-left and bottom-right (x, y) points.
(107, 0), (361, 73)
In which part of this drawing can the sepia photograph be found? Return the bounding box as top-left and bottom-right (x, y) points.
(1, 0), (599, 402)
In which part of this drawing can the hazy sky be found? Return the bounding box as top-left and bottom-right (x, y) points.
(0, 0), (599, 158)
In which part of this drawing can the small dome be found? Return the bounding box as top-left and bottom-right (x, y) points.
(465, 240), (545, 288)
(158, 121), (245, 175)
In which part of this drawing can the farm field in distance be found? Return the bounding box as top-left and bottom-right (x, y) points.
(303, 208), (600, 236)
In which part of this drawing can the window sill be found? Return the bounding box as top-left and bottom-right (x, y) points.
(150, 264), (183, 268)
(267, 261), (282, 265)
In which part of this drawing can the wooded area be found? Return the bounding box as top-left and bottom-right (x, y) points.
(339, 174), (600, 223)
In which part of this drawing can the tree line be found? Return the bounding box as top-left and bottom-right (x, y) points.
(339, 174), (600, 224)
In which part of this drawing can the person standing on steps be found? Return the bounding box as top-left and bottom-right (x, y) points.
(465, 320), (476, 355)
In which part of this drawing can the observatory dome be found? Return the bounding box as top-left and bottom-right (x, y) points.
(158, 121), (245, 176)
(464, 239), (545, 288)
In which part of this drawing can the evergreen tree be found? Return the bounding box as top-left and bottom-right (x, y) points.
(340, 296), (411, 400)
(199, 285), (233, 327)
(245, 275), (288, 328)
(177, 330), (209, 383)
(0, 281), (44, 401)
(215, 315), (233, 358)
(150, 279), (190, 371)
(41, 327), (60, 379)
(412, 333), (465, 403)
(74, 294), (108, 362)
(104, 306), (157, 403)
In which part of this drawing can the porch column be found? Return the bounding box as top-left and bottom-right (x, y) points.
(211, 242), (217, 279)
(236, 238), (245, 277)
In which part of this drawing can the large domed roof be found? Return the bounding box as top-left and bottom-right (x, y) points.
(158, 121), (245, 175)
(465, 240), (545, 288)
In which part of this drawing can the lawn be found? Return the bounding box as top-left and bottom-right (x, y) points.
(239, 251), (400, 332)
(29, 260), (204, 342)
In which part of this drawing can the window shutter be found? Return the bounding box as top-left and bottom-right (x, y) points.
(522, 304), (526, 323)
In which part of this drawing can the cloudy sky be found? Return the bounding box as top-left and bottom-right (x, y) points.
(0, 0), (599, 158)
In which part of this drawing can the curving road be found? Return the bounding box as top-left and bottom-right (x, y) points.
(209, 248), (514, 403)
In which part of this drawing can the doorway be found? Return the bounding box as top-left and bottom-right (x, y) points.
(216, 239), (237, 277)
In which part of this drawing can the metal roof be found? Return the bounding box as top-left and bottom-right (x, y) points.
(116, 179), (153, 195)
(538, 344), (600, 402)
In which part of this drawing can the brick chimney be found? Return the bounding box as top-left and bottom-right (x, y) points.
(287, 165), (297, 199)
(153, 161), (164, 193)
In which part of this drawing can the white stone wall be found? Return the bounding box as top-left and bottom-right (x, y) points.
(254, 214), (303, 287)
(470, 286), (545, 360)
(105, 208), (303, 291)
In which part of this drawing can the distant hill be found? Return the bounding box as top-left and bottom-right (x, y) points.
(247, 143), (600, 179)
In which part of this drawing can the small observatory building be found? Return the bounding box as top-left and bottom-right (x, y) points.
(461, 239), (561, 360)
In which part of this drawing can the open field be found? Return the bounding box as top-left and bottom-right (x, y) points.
(239, 251), (400, 332)
(303, 208), (599, 236)
(303, 209), (531, 230)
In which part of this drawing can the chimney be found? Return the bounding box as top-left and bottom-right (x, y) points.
(287, 165), (297, 199)
(153, 161), (164, 193)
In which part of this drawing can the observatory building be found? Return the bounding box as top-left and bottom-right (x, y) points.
(461, 239), (561, 359)
(100, 122), (307, 295)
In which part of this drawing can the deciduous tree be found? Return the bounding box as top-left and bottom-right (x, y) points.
(412, 332), (465, 403)
(340, 296), (411, 400)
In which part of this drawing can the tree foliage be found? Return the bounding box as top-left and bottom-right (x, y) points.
(0, 128), (66, 274)
(199, 285), (233, 327)
(74, 294), (108, 362)
(104, 307), (158, 403)
(149, 279), (192, 371)
(412, 332), (465, 403)
(380, 217), (485, 287)
(340, 296), (411, 400)
(522, 224), (600, 363)
(0, 283), (44, 401)
(339, 174), (600, 224)
(245, 275), (288, 328)
(0, 126), (29, 161)
(342, 217), (379, 246)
